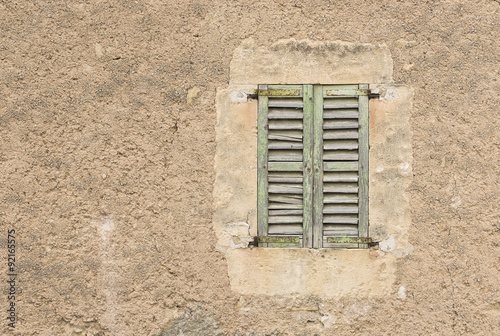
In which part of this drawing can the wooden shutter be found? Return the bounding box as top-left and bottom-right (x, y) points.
(257, 84), (369, 248)
(257, 85), (313, 248)
(314, 84), (369, 248)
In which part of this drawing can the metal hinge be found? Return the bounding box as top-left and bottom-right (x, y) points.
(248, 89), (301, 99)
(326, 237), (377, 246)
(325, 89), (369, 96)
(253, 236), (300, 244)
(248, 236), (300, 247)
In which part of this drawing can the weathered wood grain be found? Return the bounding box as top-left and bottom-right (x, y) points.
(257, 91), (269, 237)
(323, 130), (359, 139)
(302, 85), (314, 248)
(323, 162), (358, 171)
(323, 195), (359, 203)
(312, 84), (324, 248)
(268, 162), (303, 171)
(323, 153), (359, 161)
(357, 84), (369, 248)
(323, 205), (359, 214)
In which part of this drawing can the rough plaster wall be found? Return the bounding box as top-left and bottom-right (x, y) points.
(0, 0), (498, 335)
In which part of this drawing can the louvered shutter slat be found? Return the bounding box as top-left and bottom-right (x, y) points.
(268, 203), (303, 210)
(268, 162), (303, 171)
(268, 225), (303, 235)
(323, 130), (359, 139)
(323, 103), (359, 109)
(269, 209), (304, 216)
(268, 110), (304, 119)
(268, 141), (304, 149)
(323, 111), (359, 119)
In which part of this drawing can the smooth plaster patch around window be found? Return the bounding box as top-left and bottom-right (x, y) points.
(213, 39), (413, 298)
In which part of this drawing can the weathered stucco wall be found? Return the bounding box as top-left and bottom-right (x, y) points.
(214, 40), (412, 297)
(1, 0), (498, 335)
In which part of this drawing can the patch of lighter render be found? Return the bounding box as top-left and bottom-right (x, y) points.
(379, 235), (396, 252)
(95, 216), (125, 335)
(378, 235), (414, 258)
(379, 235), (414, 258)
(226, 222), (253, 248)
(451, 196), (462, 208)
(215, 222), (252, 253)
(230, 88), (256, 103)
(398, 286), (406, 300)
(227, 222), (252, 249)
(215, 244), (228, 255)
(371, 87), (399, 101)
(399, 162), (410, 171)
(343, 302), (372, 324)
(320, 315), (336, 328)
(393, 244), (414, 258)
(98, 216), (114, 241)
(230, 39), (394, 84)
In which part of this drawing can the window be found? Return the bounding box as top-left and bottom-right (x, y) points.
(257, 84), (371, 248)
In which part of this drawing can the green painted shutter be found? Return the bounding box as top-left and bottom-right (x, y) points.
(317, 84), (369, 248)
(257, 84), (369, 248)
(257, 84), (312, 248)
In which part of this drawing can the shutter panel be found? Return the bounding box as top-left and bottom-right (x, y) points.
(317, 84), (369, 248)
(257, 85), (313, 247)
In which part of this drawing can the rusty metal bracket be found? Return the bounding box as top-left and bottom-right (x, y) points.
(325, 89), (380, 99)
(254, 236), (300, 244)
(368, 90), (380, 99)
(249, 89), (301, 98)
(326, 237), (373, 244)
(325, 89), (369, 96)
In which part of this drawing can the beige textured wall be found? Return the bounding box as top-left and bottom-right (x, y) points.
(1, 1), (498, 335)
